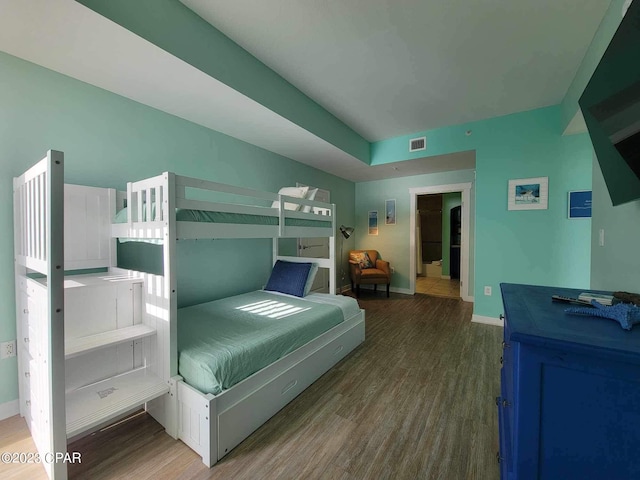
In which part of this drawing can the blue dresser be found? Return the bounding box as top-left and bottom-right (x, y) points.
(499, 283), (640, 480)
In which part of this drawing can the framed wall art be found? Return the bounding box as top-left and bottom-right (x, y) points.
(385, 199), (396, 225)
(508, 177), (548, 210)
(568, 190), (592, 218)
(368, 210), (378, 235)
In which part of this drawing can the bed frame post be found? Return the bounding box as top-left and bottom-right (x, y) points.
(164, 172), (179, 438)
(330, 203), (337, 294)
(47, 150), (68, 480)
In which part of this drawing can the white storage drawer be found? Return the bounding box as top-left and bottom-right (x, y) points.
(217, 321), (364, 458)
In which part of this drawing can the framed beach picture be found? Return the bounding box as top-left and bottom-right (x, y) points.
(385, 199), (396, 225)
(568, 190), (592, 218)
(508, 176), (548, 210)
(368, 210), (378, 235)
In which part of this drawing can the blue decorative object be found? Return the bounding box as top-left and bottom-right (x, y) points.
(565, 301), (640, 331)
(265, 260), (312, 298)
(568, 190), (592, 218)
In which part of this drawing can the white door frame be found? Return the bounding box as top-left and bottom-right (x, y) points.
(409, 182), (472, 302)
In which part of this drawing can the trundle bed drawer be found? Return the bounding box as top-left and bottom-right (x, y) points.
(217, 320), (364, 458)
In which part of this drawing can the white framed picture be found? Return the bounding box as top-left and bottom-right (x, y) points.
(508, 177), (548, 210)
(385, 199), (396, 225)
(368, 211), (378, 235)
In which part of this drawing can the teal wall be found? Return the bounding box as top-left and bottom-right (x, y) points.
(0, 51), (355, 406)
(442, 192), (462, 276)
(355, 170), (475, 295)
(77, 0), (370, 163)
(369, 105), (593, 317)
(591, 154), (640, 291)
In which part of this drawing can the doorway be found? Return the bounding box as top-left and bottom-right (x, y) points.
(415, 193), (461, 299)
(409, 183), (472, 301)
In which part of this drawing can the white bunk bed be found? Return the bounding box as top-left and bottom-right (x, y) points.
(14, 151), (365, 477)
(112, 171), (366, 467)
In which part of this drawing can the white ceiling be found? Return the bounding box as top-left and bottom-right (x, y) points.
(0, 1), (610, 182)
(181, 0), (610, 142)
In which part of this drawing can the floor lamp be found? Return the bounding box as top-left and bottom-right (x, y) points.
(339, 225), (354, 288)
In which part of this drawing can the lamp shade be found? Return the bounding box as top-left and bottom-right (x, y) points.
(339, 225), (354, 239)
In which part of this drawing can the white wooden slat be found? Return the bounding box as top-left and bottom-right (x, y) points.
(14, 156), (48, 185)
(154, 186), (161, 221)
(46, 150), (67, 480)
(65, 324), (155, 359)
(130, 173), (166, 192)
(146, 188), (153, 225)
(137, 190), (143, 224)
(27, 179), (33, 258)
(176, 174), (276, 202)
(39, 174), (46, 261)
(276, 255), (333, 269)
(20, 256), (46, 273)
(176, 222), (278, 239)
(176, 198), (278, 217)
(65, 367), (168, 439)
(126, 182), (133, 226)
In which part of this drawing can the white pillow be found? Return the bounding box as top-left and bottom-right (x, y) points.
(301, 188), (319, 213)
(271, 186), (309, 211)
(304, 263), (319, 296)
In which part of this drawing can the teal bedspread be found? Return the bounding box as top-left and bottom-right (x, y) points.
(178, 291), (344, 395)
(115, 206), (331, 228)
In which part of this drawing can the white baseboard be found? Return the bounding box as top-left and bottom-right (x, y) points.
(0, 399), (19, 421)
(462, 295), (474, 303)
(440, 275), (451, 280)
(471, 314), (503, 327)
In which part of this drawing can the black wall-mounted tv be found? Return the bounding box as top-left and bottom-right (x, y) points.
(580, 0), (640, 206)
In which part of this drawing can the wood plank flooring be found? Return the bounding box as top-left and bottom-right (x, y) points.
(0, 293), (502, 480)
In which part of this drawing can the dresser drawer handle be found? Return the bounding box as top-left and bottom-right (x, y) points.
(502, 399), (511, 408)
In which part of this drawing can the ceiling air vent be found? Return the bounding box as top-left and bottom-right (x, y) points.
(409, 136), (426, 152)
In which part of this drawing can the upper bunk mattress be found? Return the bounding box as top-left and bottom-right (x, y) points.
(115, 207), (331, 228)
(178, 290), (359, 395)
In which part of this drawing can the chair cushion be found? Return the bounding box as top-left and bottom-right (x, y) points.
(360, 268), (388, 279)
(350, 251), (373, 269)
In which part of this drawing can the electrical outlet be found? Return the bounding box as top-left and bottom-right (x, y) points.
(484, 286), (492, 296)
(1, 340), (17, 359)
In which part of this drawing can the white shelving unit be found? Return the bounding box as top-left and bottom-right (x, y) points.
(24, 272), (169, 440)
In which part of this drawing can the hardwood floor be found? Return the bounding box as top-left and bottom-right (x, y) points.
(415, 276), (461, 298)
(0, 294), (502, 480)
